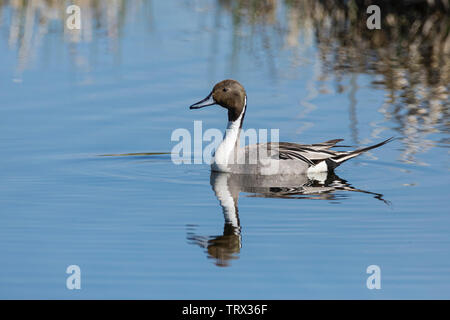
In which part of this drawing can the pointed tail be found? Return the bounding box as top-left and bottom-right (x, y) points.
(332, 137), (395, 164)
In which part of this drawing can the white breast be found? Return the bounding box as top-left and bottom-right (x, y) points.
(211, 104), (246, 172)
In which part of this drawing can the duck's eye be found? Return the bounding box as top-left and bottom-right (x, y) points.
(223, 88), (228, 92)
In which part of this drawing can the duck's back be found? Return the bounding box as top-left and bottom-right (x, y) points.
(218, 143), (312, 175)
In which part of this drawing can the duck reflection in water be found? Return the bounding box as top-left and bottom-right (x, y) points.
(187, 171), (389, 267)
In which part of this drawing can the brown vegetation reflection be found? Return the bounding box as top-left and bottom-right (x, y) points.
(304, 0), (450, 163)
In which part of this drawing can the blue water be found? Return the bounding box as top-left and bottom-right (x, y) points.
(0, 0), (449, 299)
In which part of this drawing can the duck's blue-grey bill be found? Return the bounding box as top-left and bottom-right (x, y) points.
(189, 93), (216, 109)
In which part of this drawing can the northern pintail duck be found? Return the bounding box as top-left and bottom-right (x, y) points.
(189, 79), (392, 175)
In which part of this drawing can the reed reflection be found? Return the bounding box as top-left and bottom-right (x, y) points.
(1, 0), (150, 78)
(303, 0), (450, 163)
(187, 171), (388, 267)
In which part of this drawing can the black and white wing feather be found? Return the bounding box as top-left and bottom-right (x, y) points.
(266, 137), (393, 169)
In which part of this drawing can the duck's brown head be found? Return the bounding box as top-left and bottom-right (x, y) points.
(189, 79), (246, 122)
